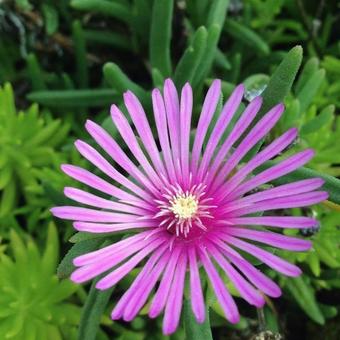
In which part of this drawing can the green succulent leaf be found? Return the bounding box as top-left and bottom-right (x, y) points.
(285, 275), (325, 325)
(149, 0), (174, 77)
(183, 300), (213, 340)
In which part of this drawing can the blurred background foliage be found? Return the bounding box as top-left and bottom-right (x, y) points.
(0, 0), (339, 339)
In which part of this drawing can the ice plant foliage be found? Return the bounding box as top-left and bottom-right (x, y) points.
(51, 79), (327, 334)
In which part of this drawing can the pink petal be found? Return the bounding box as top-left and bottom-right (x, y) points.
(222, 216), (319, 229)
(207, 97), (263, 188)
(64, 187), (150, 215)
(197, 84), (244, 182)
(73, 230), (156, 266)
(74, 140), (152, 200)
(149, 244), (183, 318)
(73, 221), (156, 233)
(111, 104), (165, 189)
(223, 227), (312, 251)
(211, 103), (284, 194)
(122, 248), (171, 321)
(179, 83), (193, 186)
(152, 89), (177, 182)
(191, 79), (221, 174)
(221, 234), (302, 277)
(218, 128), (298, 197)
(207, 242), (265, 307)
(162, 251), (187, 335)
(209, 236), (281, 297)
(123, 91), (167, 178)
(188, 246), (205, 323)
(96, 236), (167, 290)
(61, 164), (148, 207)
(199, 246), (239, 323)
(229, 149), (315, 199)
(163, 79), (181, 176)
(85, 120), (160, 196)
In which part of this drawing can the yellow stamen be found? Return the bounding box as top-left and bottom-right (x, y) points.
(169, 194), (198, 219)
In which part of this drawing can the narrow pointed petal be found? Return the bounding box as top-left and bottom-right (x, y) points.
(209, 235), (281, 297)
(163, 79), (181, 175)
(61, 164), (148, 205)
(74, 140), (152, 200)
(188, 247), (205, 323)
(208, 242), (265, 307)
(197, 84), (244, 181)
(219, 128), (298, 197)
(111, 104), (165, 189)
(230, 191), (328, 216)
(229, 149), (315, 199)
(73, 221), (156, 233)
(111, 245), (168, 320)
(152, 89), (177, 181)
(85, 120), (160, 196)
(222, 235), (302, 277)
(223, 227), (312, 251)
(96, 236), (167, 290)
(123, 249), (171, 321)
(64, 187), (150, 215)
(73, 230), (155, 266)
(51, 206), (145, 223)
(179, 83), (193, 186)
(223, 216), (319, 229)
(123, 91), (167, 177)
(199, 246), (239, 323)
(149, 245), (182, 318)
(163, 252), (187, 335)
(212, 103), (285, 193)
(207, 96), (263, 184)
(191, 79), (221, 174)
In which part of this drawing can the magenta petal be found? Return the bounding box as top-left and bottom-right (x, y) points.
(162, 251), (187, 335)
(179, 83), (193, 186)
(222, 235), (302, 277)
(199, 246), (240, 323)
(96, 236), (167, 290)
(208, 242), (265, 307)
(149, 245), (182, 318)
(197, 84), (244, 181)
(224, 227), (312, 251)
(188, 247), (205, 323)
(191, 79), (221, 174)
(223, 216), (319, 229)
(123, 249), (171, 321)
(123, 91), (167, 178)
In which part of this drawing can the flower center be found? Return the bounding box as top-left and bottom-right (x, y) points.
(155, 183), (215, 238)
(169, 193), (198, 219)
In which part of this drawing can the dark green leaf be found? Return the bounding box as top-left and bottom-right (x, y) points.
(27, 89), (119, 107)
(243, 46), (303, 160)
(71, 0), (131, 23)
(174, 26), (207, 89)
(149, 0), (173, 77)
(295, 57), (319, 94)
(285, 276), (325, 325)
(57, 238), (102, 279)
(72, 20), (88, 88)
(224, 19), (270, 55)
(26, 53), (47, 91)
(297, 69), (325, 113)
(78, 278), (114, 340)
(183, 299), (213, 340)
(103, 62), (148, 105)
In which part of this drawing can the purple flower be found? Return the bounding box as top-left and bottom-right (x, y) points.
(51, 79), (327, 334)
